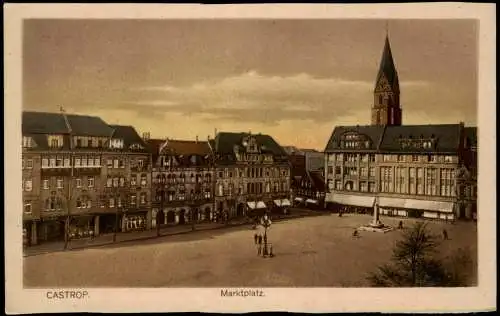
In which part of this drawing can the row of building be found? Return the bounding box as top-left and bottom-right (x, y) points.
(22, 34), (477, 246)
(22, 112), (292, 246)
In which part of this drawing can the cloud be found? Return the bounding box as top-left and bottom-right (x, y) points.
(129, 71), (431, 124)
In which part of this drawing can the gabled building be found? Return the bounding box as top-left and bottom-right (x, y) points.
(209, 132), (291, 220)
(22, 111), (114, 245)
(292, 170), (326, 208)
(323, 34), (477, 221)
(148, 138), (214, 226)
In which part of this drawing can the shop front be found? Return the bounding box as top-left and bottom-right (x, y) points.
(38, 217), (66, 243)
(69, 216), (95, 239)
(122, 211), (148, 232)
(378, 197), (455, 220)
(247, 201), (267, 218)
(272, 198), (291, 214)
(330, 194), (375, 214)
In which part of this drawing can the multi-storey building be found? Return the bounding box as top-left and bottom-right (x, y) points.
(22, 111), (114, 245)
(22, 111), (151, 246)
(209, 132), (291, 219)
(98, 125), (151, 235)
(148, 138), (214, 226)
(323, 34), (477, 221)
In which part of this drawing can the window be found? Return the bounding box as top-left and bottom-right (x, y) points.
(106, 178), (112, 187)
(218, 184), (224, 196)
(138, 159), (144, 168)
(109, 198), (115, 208)
(75, 158), (81, 167)
(57, 178), (63, 189)
(88, 157), (94, 167)
(88, 177), (94, 188)
(22, 136), (33, 148)
(49, 158), (56, 167)
(42, 158), (49, 168)
(416, 168), (424, 195)
(412, 155), (419, 162)
(368, 167), (375, 178)
(113, 159), (119, 168)
(398, 155), (405, 162)
(24, 202), (32, 214)
(43, 179), (49, 189)
(360, 167), (368, 177)
(425, 168), (438, 196)
(335, 180), (342, 190)
(368, 182), (376, 193)
(56, 157), (63, 167)
(76, 178), (82, 188)
(24, 179), (32, 192)
(107, 159), (113, 168)
(86, 198), (92, 209)
(140, 193), (147, 204)
(444, 156), (454, 163)
(360, 182), (368, 192)
(369, 154), (375, 162)
(440, 168), (455, 197)
(113, 178), (119, 187)
(117, 197), (122, 208)
(119, 177), (125, 187)
(130, 195), (137, 206)
(131, 175), (137, 186)
(395, 167), (406, 194)
(328, 166), (334, 175)
(335, 166), (342, 175)
(141, 174), (147, 187)
(95, 157), (101, 166)
(380, 167), (393, 193)
(409, 168), (416, 194)
(25, 159), (33, 169)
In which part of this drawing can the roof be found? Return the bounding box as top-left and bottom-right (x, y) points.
(145, 138), (166, 162)
(109, 125), (148, 152)
(22, 111), (69, 134)
(214, 132), (288, 157)
(66, 114), (113, 137)
(380, 124), (461, 153)
(22, 111), (113, 137)
(324, 125), (385, 152)
(375, 36), (399, 92)
(161, 139), (211, 156)
(325, 124), (464, 153)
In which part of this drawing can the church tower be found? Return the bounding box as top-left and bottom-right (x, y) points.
(371, 35), (402, 126)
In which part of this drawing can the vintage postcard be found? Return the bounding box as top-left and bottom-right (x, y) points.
(4, 3), (496, 314)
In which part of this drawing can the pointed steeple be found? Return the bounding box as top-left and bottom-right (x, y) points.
(375, 35), (399, 92)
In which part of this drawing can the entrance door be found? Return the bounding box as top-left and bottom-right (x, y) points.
(179, 209), (186, 225)
(166, 211), (175, 224)
(204, 207), (211, 222)
(236, 203), (245, 217)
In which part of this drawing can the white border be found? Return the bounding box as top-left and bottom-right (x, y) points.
(4, 3), (496, 313)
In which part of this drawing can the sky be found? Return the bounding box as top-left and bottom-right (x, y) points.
(23, 19), (477, 150)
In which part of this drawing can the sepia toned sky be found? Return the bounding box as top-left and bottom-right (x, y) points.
(23, 19), (477, 150)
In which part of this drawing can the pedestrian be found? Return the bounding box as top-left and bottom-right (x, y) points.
(352, 229), (359, 238)
(258, 234), (263, 245)
(89, 230), (95, 240)
(254, 233), (258, 245)
(443, 229), (449, 240)
(398, 220), (403, 230)
(269, 244), (274, 257)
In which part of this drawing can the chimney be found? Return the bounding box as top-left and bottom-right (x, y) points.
(196, 135), (199, 143)
(142, 132), (150, 141)
(214, 128), (218, 138)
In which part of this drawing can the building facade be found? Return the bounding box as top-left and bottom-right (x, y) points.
(323, 35), (477, 221)
(22, 111), (151, 246)
(148, 138), (214, 227)
(209, 132), (291, 219)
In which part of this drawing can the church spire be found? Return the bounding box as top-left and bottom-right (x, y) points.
(375, 34), (399, 92)
(371, 32), (402, 126)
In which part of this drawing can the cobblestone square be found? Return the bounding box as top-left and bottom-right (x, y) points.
(24, 214), (477, 287)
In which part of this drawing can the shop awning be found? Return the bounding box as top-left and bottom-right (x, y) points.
(294, 197), (304, 202)
(256, 201), (267, 209)
(273, 199), (282, 206)
(378, 197), (406, 209)
(247, 202), (256, 209)
(404, 199), (455, 213)
(306, 199), (318, 204)
(281, 199), (291, 206)
(331, 194), (375, 208)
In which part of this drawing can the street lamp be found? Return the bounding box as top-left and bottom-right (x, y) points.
(260, 213), (272, 257)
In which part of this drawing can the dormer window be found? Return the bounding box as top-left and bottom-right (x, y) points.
(48, 135), (64, 148)
(129, 143), (144, 150)
(22, 136), (34, 148)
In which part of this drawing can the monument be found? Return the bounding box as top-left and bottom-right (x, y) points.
(359, 197), (394, 233)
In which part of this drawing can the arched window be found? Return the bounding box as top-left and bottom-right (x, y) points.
(379, 95), (383, 105)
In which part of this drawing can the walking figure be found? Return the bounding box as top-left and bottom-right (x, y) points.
(352, 229), (359, 238)
(257, 235), (263, 255)
(442, 229), (449, 240)
(254, 233), (258, 245)
(398, 221), (403, 230)
(269, 244), (274, 257)
(338, 210), (342, 217)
